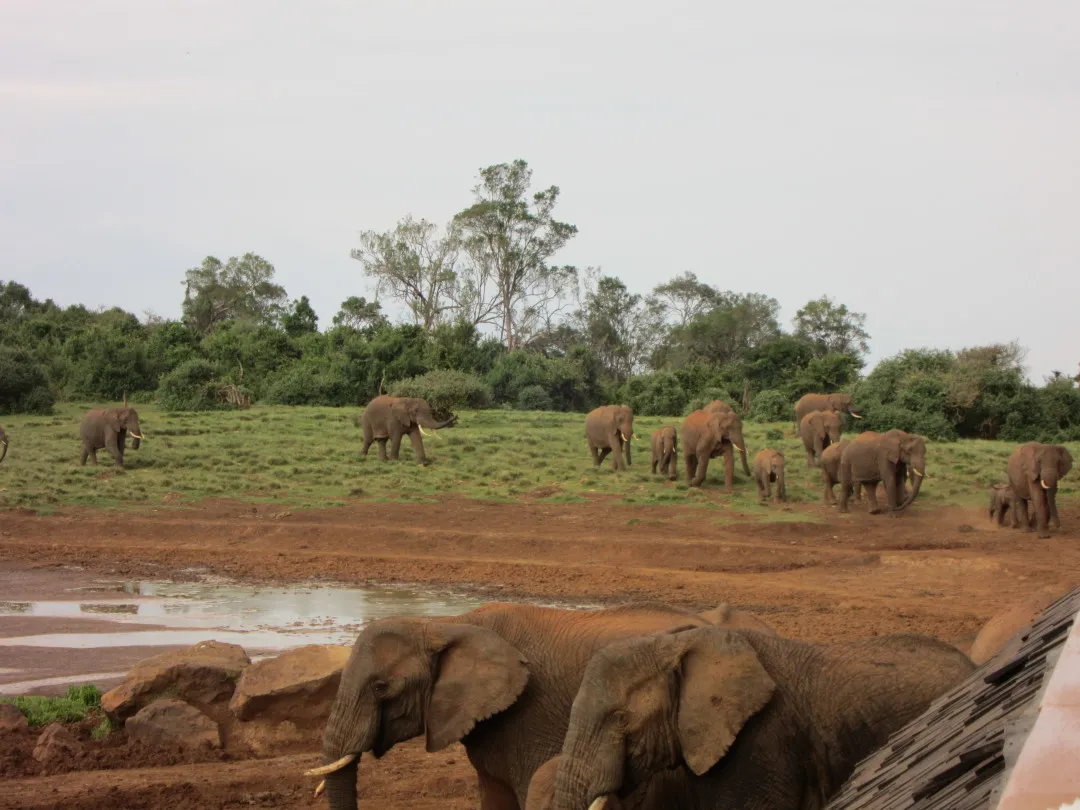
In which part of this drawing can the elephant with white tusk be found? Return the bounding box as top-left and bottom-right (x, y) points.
(359, 395), (457, 466)
(650, 426), (678, 481)
(703, 401), (750, 475)
(585, 405), (635, 471)
(793, 392), (863, 430)
(1006, 441), (1073, 537)
(79, 407), (143, 469)
(838, 429), (926, 515)
(680, 409), (746, 492)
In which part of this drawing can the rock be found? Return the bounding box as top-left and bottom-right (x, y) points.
(101, 640), (250, 721)
(229, 644), (350, 722)
(126, 699), (221, 750)
(970, 583), (1075, 665)
(33, 722), (81, 763)
(0, 704), (29, 733)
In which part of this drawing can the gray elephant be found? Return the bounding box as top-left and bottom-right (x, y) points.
(752, 449), (785, 503)
(680, 409), (747, 492)
(1006, 441), (1073, 537)
(550, 626), (974, 810)
(79, 407), (143, 468)
(705, 401), (750, 475)
(988, 483), (1031, 527)
(839, 429), (926, 514)
(820, 440), (862, 506)
(0, 425), (7, 464)
(306, 600), (764, 810)
(799, 410), (842, 467)
(360, 395), (457, 465)
(585, 405), (635, 471)
(650, 427), (677, 480)
(793, 392), (862, 430)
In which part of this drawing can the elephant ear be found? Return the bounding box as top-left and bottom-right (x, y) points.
(390, 399), (413, 428)
(424, 624), (530, 753)
(1025, 444), (1042, 480)
(1058, 446), (1073, 477)
(672, 629), (775, 776)
(882, 433), (902, 465)
(105, 409), (123, 431)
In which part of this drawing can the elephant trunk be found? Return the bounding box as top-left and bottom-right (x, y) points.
(897, 469), (923, 511)
(323, 757), (359, 810)
(128, 418), (143, 449)
(553, 730), (624, 810)
(739, 446), (750, 476)
(431, 413), (458, 430)
(776, 466), (786, 500)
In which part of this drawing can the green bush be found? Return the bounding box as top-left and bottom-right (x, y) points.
(263, 359), (357, 406)
(157, 359), (229, 411)
(0, 684), (102, 727)
(623, 373), (688, 416)
(390, 369), (492, 412)
(748, 389), (790, 423)
(0, 347), (55, 414)
(686, 387), (740, 415)
(517, 385), (553, 411)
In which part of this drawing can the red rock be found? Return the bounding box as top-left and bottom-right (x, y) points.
(32, 722), (81, 763)
(0, 704), (29, 733)
(125, 699), (221, 750)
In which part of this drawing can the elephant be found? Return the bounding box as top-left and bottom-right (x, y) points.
(550, 625), (974, 810)
(308, 601), (724, 810)
(680, 409), (746, 492)
(1006, 442), (1073, 537)
(799, 410), (842, 467)
(0, 425), (7, 464)
(820, 440), (862, 506)
(360, 395), (457, 465)
(987, 483), (1031, 527)
(838, 429), (925, 515)
(649, 427), (677, 480)
(79, 407), (143, 468)
(704, 401), (749, 475)
(793, 392), (862, 430)
(585, 405), (635, 471)
(752, 449), (786, 503)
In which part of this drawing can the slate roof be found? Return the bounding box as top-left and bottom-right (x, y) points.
(824, 587), (1080, 810)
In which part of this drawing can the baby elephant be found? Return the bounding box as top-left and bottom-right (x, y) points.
(821, 440), (861, 506)
(988, 483), (1033, 527)
(650, 426), (678, 480)
(752, 449), (785, 503)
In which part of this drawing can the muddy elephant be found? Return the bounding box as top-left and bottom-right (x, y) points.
(650, 427), (677, 481)
(820, 440), (862, 506)
(79, 407), (143, 468)
(308, 601), (725, 810)
(680, 409), (746, 492)
(752, 449), (786, 503)
(987, 483), (1031, 527)
(585, 405), (635, 471)
(705, 401), (749, 475)
(793, 392), (862, 430)
(550, 626), (974, 810)
(360, 395), (457, 465)
(0, 425), (7, 464)
(839, 429), (925, 515)
(799, 410), (842, 467)
(1006, 441), (1073, 537)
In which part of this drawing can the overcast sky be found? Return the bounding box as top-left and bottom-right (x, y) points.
(2, 1), (1077, 378)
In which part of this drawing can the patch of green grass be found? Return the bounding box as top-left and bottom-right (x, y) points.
(90, 715), (114, 739)
(0, 405), (1072, 521)
(0, 684), (102, 727)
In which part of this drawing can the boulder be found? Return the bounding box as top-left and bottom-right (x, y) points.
(229, 644), (350, 722)
(33, 722), (81, 763)
(126, 699), (221, 750)
(970, 583), (1075, 665)
(0, 703), (29, 733)
(101, 640), (250, 721)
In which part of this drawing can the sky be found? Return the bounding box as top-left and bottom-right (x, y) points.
(2, 1), (1078, 379)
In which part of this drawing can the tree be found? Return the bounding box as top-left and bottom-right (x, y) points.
(575, 271), (662, 381)
(657, 292), (781, 369)
(281, 295), (318, 337)
(453, 160), (578, 350)
(648, 272), (722, 328)
(792, 297), (870, 358)
(333, 296), (387, 331)
(182, 253), (288, 335)
(351, 215), (460, 332)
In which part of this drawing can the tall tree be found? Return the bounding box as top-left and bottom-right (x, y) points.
(350, 215), (460, 332)
(332, 296), (387, 331)
(182, 253), (287, 335)
(453, 160), (578, 350)
(648, 271), (722, 328)
(281, 295), (319, 337)
(657, 292), (781, 369)
(792, 297), (870, 358)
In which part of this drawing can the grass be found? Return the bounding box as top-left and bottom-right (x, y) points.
(0, 403), (1075, 519)
(0, 684), (103, 728)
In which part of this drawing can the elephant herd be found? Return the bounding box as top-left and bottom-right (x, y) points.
(305, 598), (976, 810)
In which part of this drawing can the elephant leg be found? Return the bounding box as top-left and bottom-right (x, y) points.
(597, 447), (611, 468)
(407, 428), (428, 466)
(105, 438), (123, 468)
(80, 445), (90, 466)
(1031, 488), (1051, 537)
(805, 445), (815, 468)
(589, 445), (601, 467)
(1012, 498), (1025, 529)
(667, 452), (677, 481)
(690, 453), (708, 487)
(822, 472), (834, 506)
(389, 430), (404, 460)
(685, 452), (696, 485)
(881, 466), (899, 512)
(651, 454), (658, 475)
(476, 769), (520, 810)
(375, 438), (388, 461)
(866, 482), (883, 514)
(609, 436), (623, 471)
(838, 466), (851, 513)
(624, 438), (631, 468)
(361, 425), (374, 457)
(723, 444), (735, 493)
(1049, 489), (1061, 529)
(756, 476), (766, 502)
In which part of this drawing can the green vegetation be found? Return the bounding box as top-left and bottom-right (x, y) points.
(0, 405), (1072, 516)
(0, 684), (103, 728)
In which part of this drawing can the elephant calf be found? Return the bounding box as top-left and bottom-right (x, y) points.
(800, 410), (842, 468)
(79, 407), (143, 469)
(821, 440), (861, 506)
(988, 483), (1030, 527)
(752, 449), (786, 503)
(650, 426), (678, 481)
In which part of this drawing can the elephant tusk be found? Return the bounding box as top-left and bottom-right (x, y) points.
(732, 443), (744, 452)
(128, 432), (143, 439)
(314, 780), (325, 798)
(621, 433), (629, 441)
(418, 426), (432, 437)
(304, 753), (357, 776)
(588, 797), (613, 810)
(1041, 479), (1051, 490)
(850, 412), (863, 419)
(912, 469), (924, 477)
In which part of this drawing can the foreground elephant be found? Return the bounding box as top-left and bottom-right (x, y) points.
(820, 440), (861, 506)
(705, 401), (749, 475)
(839, 429), (925, 514)
(551, 626), (974, 810)
(79, 407), (143, 468)
(586, 405), (635, 471)
(649, 427), (677, 480)
(799, 411), (842, 467)
(360, 395), (457, 465)
(0, 425), (7, 464)
(1006, 441), (1073, 537)
(681, 409), (746, 492)
(793, 392), (862, 430)
(309, 601), (724, 810)
(752, 449), (786, 503)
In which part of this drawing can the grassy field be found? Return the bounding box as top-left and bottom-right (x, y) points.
(0, 403), (1073, 518)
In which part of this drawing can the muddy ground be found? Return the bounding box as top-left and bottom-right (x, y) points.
(1, 497), (1078, 809)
